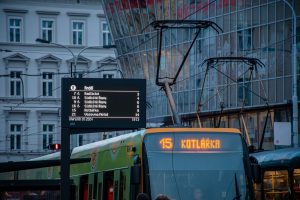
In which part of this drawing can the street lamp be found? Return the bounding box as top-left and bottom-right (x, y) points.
(281, 0), (298, 147)
(36, 38), (116, 77)
(36, 38), (77, 77)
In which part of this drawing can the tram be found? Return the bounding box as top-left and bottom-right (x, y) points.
(250, 148), (300, 200)
(0, 128), (254, 200)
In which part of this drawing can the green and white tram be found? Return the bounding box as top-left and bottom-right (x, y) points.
(0, 128), (254, 200)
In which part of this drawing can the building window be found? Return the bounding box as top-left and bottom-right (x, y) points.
(78, 135), (83, 146)
(42, 124), (54, 149)
(42, 72), (53, 97)
(72, 21), (84, 45)
(10, 71), (22, 96)
(9, 17), (22, 42)
(103, 73), (114, 79)
(10, 124), (22, 150)
(41, 19), (54, 42)
(102, 22), (112, 46)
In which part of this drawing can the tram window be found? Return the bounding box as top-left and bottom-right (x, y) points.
(263, 170), (289, 200)
(103, 171), (114, 200)
(294, 169), (300, 198)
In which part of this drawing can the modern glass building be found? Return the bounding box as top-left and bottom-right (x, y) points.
(102, 0), (300, 149)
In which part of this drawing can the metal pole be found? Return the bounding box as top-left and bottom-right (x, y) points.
(73, 46), (102, 78)
(47, 42), (76, 77)
(282, 0), (298, 147)
(164, 81), (181, 125)
(70, 63), (73, 78)
(36, 39), (113, 78)
(61, 127), (70, 200)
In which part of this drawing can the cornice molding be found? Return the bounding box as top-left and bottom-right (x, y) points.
(3, 8), (28, 14)
(36, 54), (62, 68)
(67, 12), (90, 17)
(36, 10), (60, 15)
(3, 53), (30, 66)
(97, 13), (106, 18)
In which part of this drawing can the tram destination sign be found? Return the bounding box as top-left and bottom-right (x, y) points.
(61, 78), (146, 130)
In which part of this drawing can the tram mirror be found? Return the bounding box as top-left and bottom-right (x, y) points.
(251, 163), (262, 183)
(130, 165), (141, 184)
(133, 155), (140, 165)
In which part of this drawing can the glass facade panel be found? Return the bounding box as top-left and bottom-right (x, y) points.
(260, 5), (267, 25)
(102, 0), (300, 144)
(268, 3), (275, 23)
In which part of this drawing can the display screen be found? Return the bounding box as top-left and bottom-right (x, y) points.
(61, 78), (146, 130)
(145, 132), (243, 152)
(160, 137), (221, 150)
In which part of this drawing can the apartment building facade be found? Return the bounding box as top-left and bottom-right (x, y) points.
(0, 0), (121, 161)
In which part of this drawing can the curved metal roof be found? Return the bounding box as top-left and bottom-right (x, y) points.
(250, 148), (300, 169)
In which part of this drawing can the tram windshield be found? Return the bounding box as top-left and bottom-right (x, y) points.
(144, 132), (248, 200)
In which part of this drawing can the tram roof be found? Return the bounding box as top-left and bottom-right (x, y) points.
(31, 128), (240, 161)
(250, 148), (300, 169)
(144, 128), (241, 134)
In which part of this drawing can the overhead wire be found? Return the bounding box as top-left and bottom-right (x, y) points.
(117, 0), (217, 56)
(0, 66), (105, 119)
(146, 33), (298, 98)
(0, 62), (123, 143)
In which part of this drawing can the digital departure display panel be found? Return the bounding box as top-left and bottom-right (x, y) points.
(144, 132), (243, 152)
(160, 137), (221, 150)
(61, 78), (146, 130)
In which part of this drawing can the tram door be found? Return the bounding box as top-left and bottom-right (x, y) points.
(103, 171), (114, 200)
(102, 170), (126, 200)
(79, 175), (89, 200)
